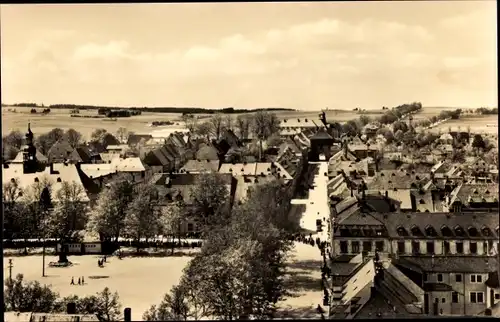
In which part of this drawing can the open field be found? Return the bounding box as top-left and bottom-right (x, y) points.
(4, 254), (192, 321)
(427, 115), (498, 135)
(2, 107), (187, 139)
(3, 106), (496, 140)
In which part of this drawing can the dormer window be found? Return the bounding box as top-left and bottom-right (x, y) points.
(425, 225), (438, 237)
(420, 199), (425, 204)
(397, 226), (408, 236)
(485, 190), (490, 195)
(411, 225), (424, 236)
(416, 176), (420, 180)
(454, 225), (465, 237)
(393, 188), (398, 191)
(481, 226), (491, 236)
(57, 178), (62, 182)
(441, 225), (453, 237)
(34, 177), (39, 183)
(391, 173), (396, 177)
(473, 189), (479, 194)
(468, 226), (479, 237)
(380, 173), (385, 177)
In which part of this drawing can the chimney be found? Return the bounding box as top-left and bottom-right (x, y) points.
(370, 286), (377, 298)
(384, 190), (389, 199)
(124, 308), (132, 322)
(49, 163), (55, 174)
(344, 141), (348, 157)
(66, 302), (76, 315)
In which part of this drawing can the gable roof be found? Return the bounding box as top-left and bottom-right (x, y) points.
(310, 128), (333, 140)
(181, 160), (220, 173)
(396, 256), (498, 273)
(11, 150), (49, 164)
(127, 134), (153, 146)
(196, 144), (220, 161)
(449, 183), (499, 206)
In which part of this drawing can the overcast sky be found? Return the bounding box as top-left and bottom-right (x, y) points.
(1, 2), (497, 110)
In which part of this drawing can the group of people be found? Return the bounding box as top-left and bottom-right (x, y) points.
(70, 276), (85, 285)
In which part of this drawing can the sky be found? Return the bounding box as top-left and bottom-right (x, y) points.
(0, 2), (497, 110)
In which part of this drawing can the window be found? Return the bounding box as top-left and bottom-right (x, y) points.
(375, 241), (384, 252)
(412, 241), (420, 254)
(444, 241), (450, 254)
(454, 225), (465, 237)
(456, 242), (464, 254)
(340, 241), (348, 254)
(352, 241), (360, 253)
(470, 292), (484, 303)
(397, 241), (405, 254)
(495, 294), (500, 300)
(441, 225), (454, 237)
(468, 226), (479, 237)
(452, 292), (459, 303)
(437, 274), (443, 282)
(470, 274), (483, 283)
(426, 241), (435, 254)
(363, 241), (372, 252)
(425, 226), (438, 237)
(484, 242), (488, 255)
(470, 242), (478, 254)
(187, 223), (194, 232)
(423, 273), (428, 282)
(411, 225), (424, 236)
(442, 298), (446, 303)
(455, 274), (462, 282)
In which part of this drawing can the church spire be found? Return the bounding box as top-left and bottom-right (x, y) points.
(23, 123), (38, 174)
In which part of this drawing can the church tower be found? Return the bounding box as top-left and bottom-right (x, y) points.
(23, 123), (38, 174)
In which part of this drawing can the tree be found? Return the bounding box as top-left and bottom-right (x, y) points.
(189, 173), (230, 234)
(2, 179), (24, 240)
(223, 115), (234, 132)
(91, 128), (108, 142)
(194, 122), (212, 141)
(56, 288), (121, 321)
(394, 129), (404, 142)
(266, 134), (283, 148)
(46, 181), (88, 254)
(143, 285), (190, 321)
(161, 201), (185, 254)
(124, 182), (163, 251)
(358, 115), (372, 127)
(181, 114), (198, 133)
(472, 134), (486, 152)
(235, 115), (252, 140)
(4, 274), (60, 313)
(87, 179), (134, 242)
(35, 128), (64, 155)
(208, 113), (225, 140)
(393, 121), (408, 133)
(251, 111), (280, 160)
(451, 149), (466, 163)
(116, 127), (130, 144)
(3, 130), (24, 149)
(64, 128), (83, 148)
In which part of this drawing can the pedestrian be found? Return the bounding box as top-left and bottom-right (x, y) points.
(82, 276), (85, 285)
(77, 277), (81, 285)
(70, 277), (74, 285)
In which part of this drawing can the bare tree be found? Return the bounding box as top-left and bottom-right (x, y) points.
(208, 113), (224, 140)
(235, 115), (252, 140)
(181, 114), (198, 133)
(116, 127), (130, 144)
(194, 122), (212, 142)
(251, 111), (280, 161)
(223, 115), (234, 132)
(64, 129), (83, 148)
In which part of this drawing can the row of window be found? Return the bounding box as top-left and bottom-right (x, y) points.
(397, 225), (498, 238)
(339, 240), (495, 255)
(398, 240), (495, 255)
(425, 273), (483, 284)
(339, 241), (384, 253)
(443, 292), (489, 304)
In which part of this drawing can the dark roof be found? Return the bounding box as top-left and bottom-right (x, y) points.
(150, 173), (233, 204)
(47, 139), (77, 163)
(449, 184), (499, 205)
(181, 160), (220, 173)
(396, 256), (498, 273)
(367, 170), (431, 190)
(128, 134), (153, 146)
(310, 128), (333, 140)
(373, 212), (499, 239)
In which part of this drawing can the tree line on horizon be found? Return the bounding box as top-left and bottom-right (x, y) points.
(2, 103), (295, 115)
